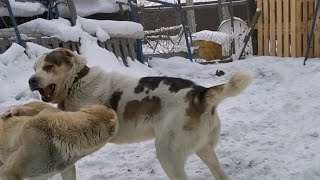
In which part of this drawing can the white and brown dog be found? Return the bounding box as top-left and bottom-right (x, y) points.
(0, 101), (118, 180)
(28, 48), (253, 180)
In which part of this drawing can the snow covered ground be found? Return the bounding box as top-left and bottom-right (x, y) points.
(1, 41), (320, 180)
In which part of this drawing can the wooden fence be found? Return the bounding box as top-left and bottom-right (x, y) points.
(0, 37), (137, 66)
(257, 0), (320, 57)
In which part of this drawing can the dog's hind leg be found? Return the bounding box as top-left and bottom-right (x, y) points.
(196, 145), (229, 180)
(155, 138), (188, 180)
(61, 165), (76, 180)
(0, 149), (25, 180)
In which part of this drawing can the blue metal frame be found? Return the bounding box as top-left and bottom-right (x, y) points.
(4, 0), (25, 47)
(304, 0), (320, 65)
(128, 0), (144, 63)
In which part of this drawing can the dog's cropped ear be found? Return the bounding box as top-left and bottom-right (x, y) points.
(44, 48), (74, 66)
(64, 49), (75, 59)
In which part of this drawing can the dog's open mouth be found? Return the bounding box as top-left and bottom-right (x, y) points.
(36, 84), (56, 102)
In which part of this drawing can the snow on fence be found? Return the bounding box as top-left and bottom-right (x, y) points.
(0, 37), (137, 66)
(257, 0), (320, 58)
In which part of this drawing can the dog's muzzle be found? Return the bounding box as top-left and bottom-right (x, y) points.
(28, 76), (40, 90)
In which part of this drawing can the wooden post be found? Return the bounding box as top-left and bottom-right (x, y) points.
(269, 0), (276, 56)
(296, 0), (302, 57)
(291, 0), (297, 57)
(257, 0), (263, 55)
(277, 0), (283, 56)
(263, 0), (269, 55)
(247, 0), (258, 55)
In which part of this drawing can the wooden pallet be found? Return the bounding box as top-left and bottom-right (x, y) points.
(0, 37), (138, 66)
(257, 0), (320, 57)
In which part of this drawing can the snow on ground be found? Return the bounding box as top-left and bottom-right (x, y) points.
(1, 40), (320, 180)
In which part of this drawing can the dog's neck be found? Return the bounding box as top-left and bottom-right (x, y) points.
(67, 65), (90, 96)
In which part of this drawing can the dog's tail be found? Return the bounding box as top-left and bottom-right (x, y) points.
(204, 71), (254, 106)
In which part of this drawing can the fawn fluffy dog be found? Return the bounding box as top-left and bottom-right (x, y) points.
(0, 101), (118, 180)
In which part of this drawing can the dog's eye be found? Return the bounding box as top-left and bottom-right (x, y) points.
(43, 65), (54, 71)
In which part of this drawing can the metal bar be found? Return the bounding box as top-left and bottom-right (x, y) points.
(218, 0), (223, 23)
(238, 9), (261, 60)
(129, 0), (144, 63)
(54, 4), (60, 18)
(304, 0), (320, 65)
(177, 0), (193, 62)
(142, 0), (248, 11)
(229, 0), (236, 55)
(66, 0), (77, 26)
(4, 0), (25, 47)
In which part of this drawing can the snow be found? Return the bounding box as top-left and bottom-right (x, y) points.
(0, 17), (144, 41)
(77, 16), (144, 39)
(1, 38), (320, 180)
(192, 30), (232, 46)
(57, 0), (130, 17)
(17, 18), (82, 42)
(0, 1), (46, 17)
(0, 0), (128, 17)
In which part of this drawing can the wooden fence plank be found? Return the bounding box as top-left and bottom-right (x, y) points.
(106, 40), (113, 52)
(0, 38), (7, 53)
(283, 0), (290, 56)
(276, 0), (283, 56)
(120, 38), (129, 60)
(308, 0), (314, 57)
(128, 39), (137, 60)
(112, 39), (122, 59)
(27, 38), (40, 44)
(51, 37), (60, 48)
(296, 0), (302, 57)
(314, 0), (320, 57)
(302, 0), (308, 56)
(70, 42), (77, 51)
(290, 0), (297, 57)
(263, 0), (269, 55)
(0, 38), (9, 53)
(269, 0), (276, 56)
(98, 41), (106, 49)
(40, 37), (51, 49)
(62, 41), (71, 49)
(257, 0), (264, 55)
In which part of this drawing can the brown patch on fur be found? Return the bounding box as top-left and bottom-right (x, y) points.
(109, 91), (123, 111)
(183, 87), (207, 131)
(123, 96), (161, 126)
(204, 84), (224, 101)
(44, 49), (73, 67)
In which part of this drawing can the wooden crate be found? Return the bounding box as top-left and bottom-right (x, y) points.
(198, 40), (223, 61)
(257, 0), (320, 57)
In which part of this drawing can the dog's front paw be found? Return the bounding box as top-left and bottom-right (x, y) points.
(1, 106), (38, 119)
(1, 107), (22, 119)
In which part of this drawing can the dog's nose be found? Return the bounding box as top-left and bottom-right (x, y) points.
(28, 76), (39, 88)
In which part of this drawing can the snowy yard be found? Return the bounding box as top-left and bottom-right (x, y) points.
(0, 40), (319, 180)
